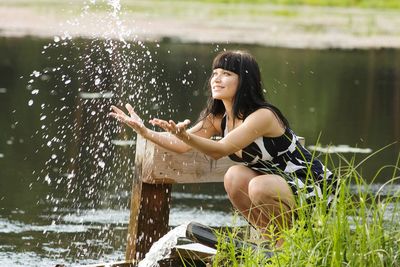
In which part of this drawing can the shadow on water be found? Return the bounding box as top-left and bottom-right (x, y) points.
(0, 36), (399, 266)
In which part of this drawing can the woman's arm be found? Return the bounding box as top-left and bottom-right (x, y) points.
(145, 116), (220, 153)
(151, 108), (284, 160)
(109, 104), (220, 153)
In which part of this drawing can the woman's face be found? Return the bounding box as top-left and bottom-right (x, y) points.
(210, 68), (239, 101)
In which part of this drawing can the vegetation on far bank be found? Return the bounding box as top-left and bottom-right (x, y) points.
(196, 0), (400, 9)
(2, 0), (400, 11)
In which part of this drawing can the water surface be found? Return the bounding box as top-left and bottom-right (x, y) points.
(0, 37), (399, 266)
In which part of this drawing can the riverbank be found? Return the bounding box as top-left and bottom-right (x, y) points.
(1, 0), (400, 49)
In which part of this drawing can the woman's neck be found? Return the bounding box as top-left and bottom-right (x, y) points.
(222, 100), (234, 120)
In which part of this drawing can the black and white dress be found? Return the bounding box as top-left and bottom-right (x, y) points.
(221, 114), (336, 206)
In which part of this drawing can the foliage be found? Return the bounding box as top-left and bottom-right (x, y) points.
(211, 152), (400, 266)
(193, 0), (400, 9)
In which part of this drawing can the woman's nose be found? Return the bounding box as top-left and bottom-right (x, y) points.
(213, 74), (221, 82)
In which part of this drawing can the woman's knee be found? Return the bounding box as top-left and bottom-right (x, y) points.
(224, 165), (238, 189)
(248, 175), (294, 207)
(223, 165), (252, 198)
(248, 178), (271, 205)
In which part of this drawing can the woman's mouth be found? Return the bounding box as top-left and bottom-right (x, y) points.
(212, 85), (224, 90)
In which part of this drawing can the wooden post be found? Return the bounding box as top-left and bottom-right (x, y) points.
(125, 136), (172, 261)
(124, 135), (232, 261)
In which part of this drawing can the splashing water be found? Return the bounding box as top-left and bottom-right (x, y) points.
(25, 0), (174, 210)
(27, 0), (142, 209)
(138, 223), (188, 267)
(15, 0), (175, 263)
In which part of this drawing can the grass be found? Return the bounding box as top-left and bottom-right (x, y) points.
(184, 0), (400, 9)
(206, 151), (400, 266)
(2, 0), (400, 12)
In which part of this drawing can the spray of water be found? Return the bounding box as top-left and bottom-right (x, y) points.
(138, 223), (188, 267)
(20, 0), (175, 263)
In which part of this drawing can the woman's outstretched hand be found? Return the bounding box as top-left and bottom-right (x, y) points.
(110, 104), (192, 142)
(150, 118), (191, 140)
(109, 104), (148, 136)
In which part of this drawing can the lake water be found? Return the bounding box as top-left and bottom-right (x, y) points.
(0, 37), (399, 266)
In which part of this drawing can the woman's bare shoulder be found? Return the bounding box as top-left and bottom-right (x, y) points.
(246, 108), (285, 136)
(188, 113), (224, 137)
(207, 113), (224, 135)
(248, 108), (276, 121)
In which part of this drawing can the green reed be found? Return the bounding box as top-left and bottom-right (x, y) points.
(211, 151), (400, 266)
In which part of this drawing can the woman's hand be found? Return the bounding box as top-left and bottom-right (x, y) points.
(109, 104), (148, 136)
(150, 118), (191, 140)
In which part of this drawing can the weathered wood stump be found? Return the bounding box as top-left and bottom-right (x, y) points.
(125, 135), (233, 261)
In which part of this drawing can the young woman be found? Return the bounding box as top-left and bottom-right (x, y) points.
(110, 50), (335, 246)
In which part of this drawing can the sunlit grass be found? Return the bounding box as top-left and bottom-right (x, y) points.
(1, 0), (399, 12)
(210, 151), (400, 266)
(194, 0), (400, 9)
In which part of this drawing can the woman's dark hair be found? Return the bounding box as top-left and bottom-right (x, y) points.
(199, 50), (289, 128)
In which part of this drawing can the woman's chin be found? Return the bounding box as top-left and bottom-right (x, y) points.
(211, 93), (223, 100)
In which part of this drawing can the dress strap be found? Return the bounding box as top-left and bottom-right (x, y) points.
(220, 114), (227, 137)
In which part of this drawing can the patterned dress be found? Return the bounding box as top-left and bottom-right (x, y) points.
(221, 114), (336, 206)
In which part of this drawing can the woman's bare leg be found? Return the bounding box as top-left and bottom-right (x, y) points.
(224, 165), (296, 245)
(248, 174), (296, 246)
(223, 165), (260, 223)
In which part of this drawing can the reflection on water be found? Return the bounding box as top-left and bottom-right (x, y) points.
(308, 144), (373, 154)
(0, 36), (399, 266)
(0, 189), (235, 266)
(1, 187), (399, 265)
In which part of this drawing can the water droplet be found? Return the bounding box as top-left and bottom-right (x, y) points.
(40, 74), (50, 81)
(44, 174), (51, 185)
(28, 100), (34, 106)
(54, 36), (60, 42)
(98, 161), (105, 169)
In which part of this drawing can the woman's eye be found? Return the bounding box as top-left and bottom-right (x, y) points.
(223, 71), (230, 76)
